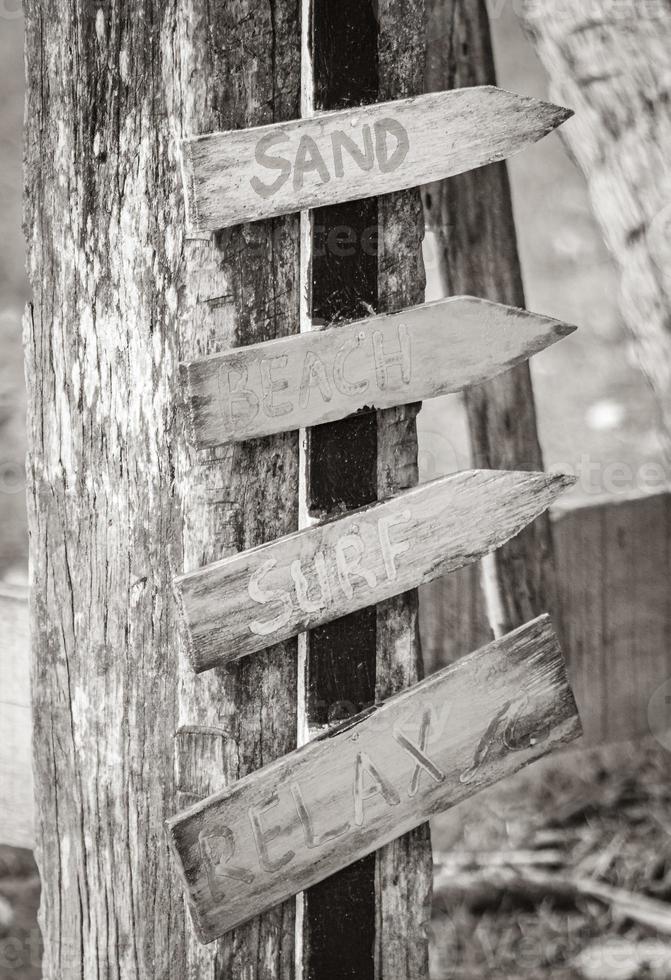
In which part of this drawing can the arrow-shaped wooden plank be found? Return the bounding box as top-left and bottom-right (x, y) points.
(176, 470), (575, 673)
(182, 297), (575, 448)
(167, 614), (581, 943)
(179, 87), (572, 233)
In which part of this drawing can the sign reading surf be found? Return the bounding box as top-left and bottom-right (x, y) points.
(182, 297), (574, 448)
(167, 615), (581, 943)
(175, 470), (574, 673)
(179, 87), (572, 232)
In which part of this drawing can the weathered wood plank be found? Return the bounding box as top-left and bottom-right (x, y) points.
(180, 88), (571, 232)
(0, 584), (32, 850)
(167, 614), (581, 943)
(182, 297), (574, 447)
(177, 470), (573, 671)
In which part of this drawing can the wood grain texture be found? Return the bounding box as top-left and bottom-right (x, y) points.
(180, 87), (571, 232)
(24, 1), (301, 977)
(167, 614), (581, 943)
(182, 297), (575, 447)
(520, 0), (671, 463)
(0, 585), (32, 850)
(171, 3), (302, 979)
(422, 0), (564, 638)
(176, 470), (573, 672)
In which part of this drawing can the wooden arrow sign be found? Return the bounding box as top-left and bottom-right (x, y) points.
(176, 470), (574, 673)
(181, 297), (575, 448)
(179, 87), (572, 233)
(167, 614), (581, 943)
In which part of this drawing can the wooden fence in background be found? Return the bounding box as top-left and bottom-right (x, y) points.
(422, 490), (671, 745)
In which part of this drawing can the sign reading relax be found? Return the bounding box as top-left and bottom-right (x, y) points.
(175, 470), (573, 673)
(179, 87), (571, 232)
(182, 297), (574, 448)
(167, 615), (581, 943)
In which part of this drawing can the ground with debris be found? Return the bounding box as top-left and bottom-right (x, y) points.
(430, 737), (671, 978)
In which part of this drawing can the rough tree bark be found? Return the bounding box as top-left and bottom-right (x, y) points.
(520, 0), (671, 466)
(24, 2), (300, 978)
(422, 0), (562, 638)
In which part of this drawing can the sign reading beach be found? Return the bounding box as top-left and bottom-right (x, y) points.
(181, 297), (575, 447)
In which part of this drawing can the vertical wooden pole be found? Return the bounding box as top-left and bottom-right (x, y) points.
(24, 2), (301, 977)
(423, 0), (561, 636)
(299, 2), (432, 978)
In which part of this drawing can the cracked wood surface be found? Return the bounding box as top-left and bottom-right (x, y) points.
(168, 615), (581, 943)
(24, 1), (301, 978)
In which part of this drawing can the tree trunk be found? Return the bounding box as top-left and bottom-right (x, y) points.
(422, 0), (562, 637)
(24, 2), (301, 978)
(520, 0), (671, 466)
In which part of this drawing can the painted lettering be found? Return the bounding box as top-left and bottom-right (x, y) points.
(459, 701), (512, 785)
(291, 782), (350, 849)
(353, 751), (400, 827)
(331, 126), (375, 178)
(299, 350), (333, 409)
(260, 355), (292, 417)
(220, 364), (260, 428)
(249, 792), (295, 874)
(372, 324), (412, 389)
(250, 119), (411, 200)
(293, 135), (331, 191)
(374, 118), (410, 174)
(335, 533), (377, 600)
(393, 709), (445, 798)
(377, 509), (412, 581)
(250, 132), (292, 199)
(249, 559), (294, 636)
(200, 829), (254, 893)
(290, 552), (332, 615)
(333, 334), (369, 397)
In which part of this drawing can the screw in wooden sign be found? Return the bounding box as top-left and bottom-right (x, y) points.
(175, 469), (575, 673)
(167, 615), (582, 943)
(179, 87), (572, 232)
(181, 296), (576, 448)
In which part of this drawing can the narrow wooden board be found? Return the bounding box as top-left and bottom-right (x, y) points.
(179, 87), (572, 233)
(181, 297), (575, 448)
(176, 470), (574, 672)
(167, 614), (581, 943)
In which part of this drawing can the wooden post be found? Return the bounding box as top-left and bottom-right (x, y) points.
(422, 0), (562, 636)
(24, 2), (301, 977)
(298, 1), (433, 977)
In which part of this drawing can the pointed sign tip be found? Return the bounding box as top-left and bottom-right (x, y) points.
(545, 101), (574, 130)
(555, 319), (578, 339)
(549, 471), (578, 494)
